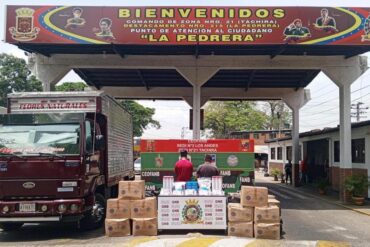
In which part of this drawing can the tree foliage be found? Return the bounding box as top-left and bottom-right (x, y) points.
(0, 53), (42, 106)
(204, 101), (268, 138)
(263, 101), (292, 130)
(55, 82), (87, 91)
(120, 100), (160, 137)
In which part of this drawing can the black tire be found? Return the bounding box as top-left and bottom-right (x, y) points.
(80, 193), (106, 230)
(0, 223), (24, 231)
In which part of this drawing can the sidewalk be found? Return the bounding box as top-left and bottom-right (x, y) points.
(257, 172), (370, 217)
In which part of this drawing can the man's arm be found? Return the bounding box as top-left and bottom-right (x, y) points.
(216, 168), (220, 176)
(174, 162), (179, 175)
(196, 165), (202, 178)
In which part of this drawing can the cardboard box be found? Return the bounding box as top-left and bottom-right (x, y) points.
(268, 198), (280, 207)
(119, 180), (145, 200)
(106, 199), (131, 219)
(131, 197), (157, 218)
(228, 221), (253, 238)
(268, 198), (281, 215)
(105, 218), (131, 237)
(132, 218), (158, 236)
(254, 205), (280, 223)
(228, 203), (253, 222)
(241, 186), (268, 207)
(268, 194), (276, 199)
(254, 223), (280, 240)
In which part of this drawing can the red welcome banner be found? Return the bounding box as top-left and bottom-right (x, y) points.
(140, 139), (254, 153)
(5, 6), (370, 45)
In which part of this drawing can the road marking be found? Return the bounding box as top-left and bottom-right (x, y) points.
(176, 237), (221, 247)
(128, 236), (158, 247)
(316, 240), (350, 247)
(267, 188), (292, 200)
(208, 238), (255, 247)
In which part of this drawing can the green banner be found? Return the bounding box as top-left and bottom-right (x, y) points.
(141, 152), (255, 193)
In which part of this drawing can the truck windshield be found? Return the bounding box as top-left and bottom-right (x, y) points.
(0, 124), (80, 155)
(0, 114), (83, 156)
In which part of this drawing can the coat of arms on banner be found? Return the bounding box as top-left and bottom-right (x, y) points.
(362, 14), (370, 42)
(9, 8), (40, 41)
(181, 199), (204, 224)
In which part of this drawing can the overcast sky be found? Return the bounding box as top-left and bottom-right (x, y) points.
(1, 0), (370, 139)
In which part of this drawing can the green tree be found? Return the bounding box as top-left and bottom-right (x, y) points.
(120, 100), (160, 137)
(55, 82), (87, 91)
(204, 101), (268, 138)
(0, 53), (42, 106)
(264, 101), (292, 130)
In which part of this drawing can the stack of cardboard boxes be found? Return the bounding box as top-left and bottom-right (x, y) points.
(105, 180), (158, 237)
(228, 186), (281, 240)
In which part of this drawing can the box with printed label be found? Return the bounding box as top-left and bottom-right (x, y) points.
(131, 197), (157, 218)
(132, 217), (158, 236)
(228, 221), (253, 238)
(106, 198), (131, 219)
(254, 223), (280, 240)
(105, 218), (131, 237)
(241, 186), (268, 207)
(227, 203), (253, 222)
(254, 205), (280, 224)
(118, 180), (145, 200)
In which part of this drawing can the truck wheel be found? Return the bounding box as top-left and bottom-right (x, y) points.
(80, 193), (106, 230)
(0, 223), (24, 231)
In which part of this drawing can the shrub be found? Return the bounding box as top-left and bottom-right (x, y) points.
(344, 174), (369, 197)
(270, 168), (281, 177)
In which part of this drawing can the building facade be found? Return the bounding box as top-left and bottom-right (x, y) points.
(266, 121), (370, 197)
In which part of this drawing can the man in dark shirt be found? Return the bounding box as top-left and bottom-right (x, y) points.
(285, 159), (293, 185)
(174, 150), (193, 181)
(197, 154), (219, 178)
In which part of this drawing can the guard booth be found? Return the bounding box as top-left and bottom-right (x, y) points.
(5, 5), (370, 201)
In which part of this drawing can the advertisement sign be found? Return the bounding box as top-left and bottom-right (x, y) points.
(9, 97), (97, 113)
(6, 6), (370, 45)
(141, 139), (254, 153)
(158, 196), (227, 230)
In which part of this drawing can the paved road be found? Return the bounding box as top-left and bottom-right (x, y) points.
(257, 176), (370, 246)
(1, 175), (370, 246)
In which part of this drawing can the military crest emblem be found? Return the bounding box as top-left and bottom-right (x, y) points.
(9, 8), (40, 41)
(181, 199), (203, 224)
(362, 14), (370, 42)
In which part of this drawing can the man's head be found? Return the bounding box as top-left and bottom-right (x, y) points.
(72, 8), (83, 18)
(321, 8), (329, 18)
(100, 18), (112, 31)
(294, 19), (302, 28)
(180, 150), (188, 158)
(288, 159), (292, 163)
(204, 154), (213, 163)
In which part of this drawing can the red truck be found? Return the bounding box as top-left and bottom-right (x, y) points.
(0, 91), (134, 230)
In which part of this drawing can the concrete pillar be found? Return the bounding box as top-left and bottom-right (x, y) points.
(28, 53), (70, 91)
(323, 61), (368, 201)
(176, 67), (219, 140)
(292, 108), (300, 186)
(192, 85), (201, 139)
(283, 89), (311, 187)
(339, 83), (352, 170)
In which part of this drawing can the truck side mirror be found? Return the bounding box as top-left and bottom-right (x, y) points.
(95, 135), (106, 151)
